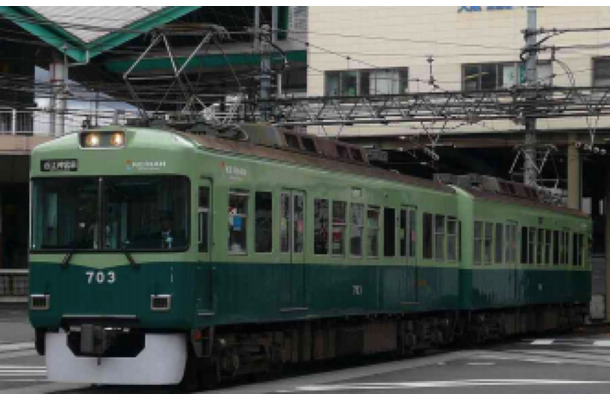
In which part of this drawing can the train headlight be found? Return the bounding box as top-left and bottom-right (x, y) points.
(84, 133), (100, 147)
(110, 132), (124, 147)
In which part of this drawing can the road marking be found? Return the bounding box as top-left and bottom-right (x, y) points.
(466, 362), (495, 366)
(531, 339), (555, 345)
(593, 340), (610, 347)
(291, 379), (610, 392)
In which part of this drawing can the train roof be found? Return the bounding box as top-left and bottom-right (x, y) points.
(181, 132), (454, 194)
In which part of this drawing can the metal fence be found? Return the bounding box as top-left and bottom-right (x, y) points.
(0, 269), (28, 298)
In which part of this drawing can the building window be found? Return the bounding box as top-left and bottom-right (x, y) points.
(593, 58), (610, 87)
(350, 203), (364, 257)
(228, 190), (248, 254)
(366, 206), (380, 257)
(332, 201), (347, 256)
(384, 208), (396, 257)
(463, 62), (552, 91)
(435, 215), (446, 262)
(314, 199), (329, 255)
(255, 192), (272, 253)
(325, 68), (409, 96)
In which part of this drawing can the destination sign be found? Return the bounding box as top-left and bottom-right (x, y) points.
(41, 159), (78, 172)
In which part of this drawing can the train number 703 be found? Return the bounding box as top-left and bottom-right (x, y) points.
(86, 271), (116, 285)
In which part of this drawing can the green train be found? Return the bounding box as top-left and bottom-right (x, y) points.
(28, 123), (591, 388)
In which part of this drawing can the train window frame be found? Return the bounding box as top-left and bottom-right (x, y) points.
(435, 215), (446, 262)
(521, 226), (528, 265)
(545, 230), (552, 266)
(553, 230), (560, 265)
(536, 228), (544, 266)
(528, 227), (536, 265)
(447, 217), (458, 262)
(314, 198), (330, 255)
(254, 191), (273, 253)
(408, 209), (417, 259)
(331, 200), (347, 257)
(350, 203), (364, 257)
(366, 206), (380, 258)
(228, 189), (249, 255)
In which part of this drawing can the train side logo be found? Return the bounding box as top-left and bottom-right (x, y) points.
(125, 159), (167, 171)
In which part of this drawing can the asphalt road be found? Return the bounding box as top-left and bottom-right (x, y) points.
(3, 306), (610, 394)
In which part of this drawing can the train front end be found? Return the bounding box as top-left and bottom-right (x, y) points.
(28, 128), (197, 385)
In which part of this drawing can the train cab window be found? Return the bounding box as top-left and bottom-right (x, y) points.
(495, 223), (503, 264)
(255, 192), (272, 253)
(521, 227), (528, 264)
(484, 222), (493, 265)
(366, 206), (380, 257)
(332, 201), (347, 256)
(545, 230), (552, 265)
(228, 190), (249, 254)
(423, 213), (433, 259)
(474, 221), (483, 265)
(280, 194), (290, 252)
(314, 199), (330, 255)
(435, 215), (446, 262)
(553, 230), (560, 264)
(528, 227), (536, 264)
(447, 217), (458, 262)
(350, 203), (364, 257)
(198, 187), (210, 252)
(384, 208), (396, 257)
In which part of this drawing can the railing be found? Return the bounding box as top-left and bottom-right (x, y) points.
(0, 269), (28, 301)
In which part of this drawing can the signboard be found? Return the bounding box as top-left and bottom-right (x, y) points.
(41, 159), (78, 172)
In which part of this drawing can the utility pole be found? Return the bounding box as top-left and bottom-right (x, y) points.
(523, 7), (538, 187)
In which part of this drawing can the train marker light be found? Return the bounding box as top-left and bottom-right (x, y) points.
(110, 132), (124, 147)
(85, 133), (100, 147)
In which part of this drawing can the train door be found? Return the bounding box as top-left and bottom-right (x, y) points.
(505, 221), (518, 303)
(401, 206), (418, 303)
(196, 180), (214, 315)
(279, 190), (307, 311)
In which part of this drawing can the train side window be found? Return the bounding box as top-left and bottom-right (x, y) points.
(280, 193), (290, 252)
(495, 223), (503, 264)
(255, 192), (272, 253)
(474, 221), (483, 265)
(537, 228), (544, 265)
(332, 201), (347, 256)
(553, 230), (559, 265)
(198, 187), (210, 252)
(572, 232), (579, 266)
(528, 227), (536, 264)
(435, 215), (446, 262)
(446, 217), (457, 262)
(228, 190), (249, 254)
(366, 206), (380, 257)
(579, 234), (585, 266)
(400, 210), (407, 257)
(423, 213), (433, 259)
(350, 203), (364, 257)
(314, 199), (330, 255)
(521, 227), (528, 264)
(409, 209), (417, 258)
(562, 231), (569, 264)
(484, 222), (493, 265)
(384, 208), (396, 257)
(458, 220), (462, 262)
(545, 230), (551, 265)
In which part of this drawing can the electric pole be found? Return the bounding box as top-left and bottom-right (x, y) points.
(523, 7), (538, 187)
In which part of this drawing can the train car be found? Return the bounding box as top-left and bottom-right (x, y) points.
(28, 124), (591, 388)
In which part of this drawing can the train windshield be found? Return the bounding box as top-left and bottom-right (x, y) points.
(31, 176), (189, 251)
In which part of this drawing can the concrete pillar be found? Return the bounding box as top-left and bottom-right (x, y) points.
(567, 133), (581, 210)
(605, 162), (610, 321)
(49, 55), (68, 137)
